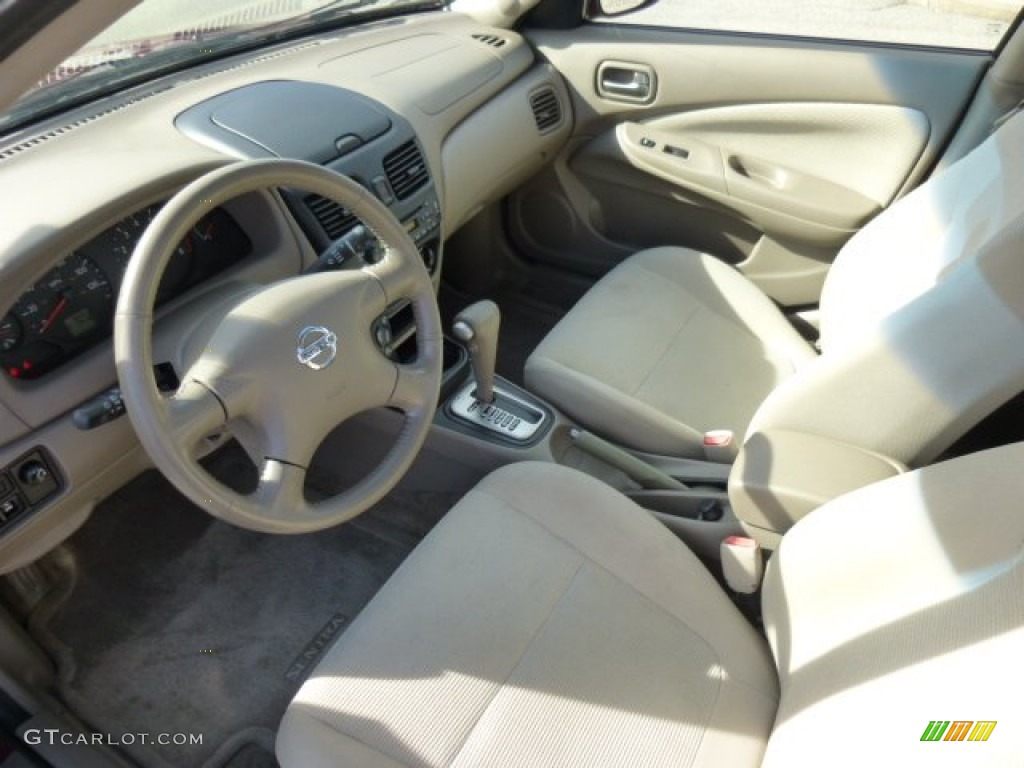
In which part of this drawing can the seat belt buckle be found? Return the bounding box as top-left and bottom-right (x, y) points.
(720, 535), (763, 594)
(703, 430), (738, 463)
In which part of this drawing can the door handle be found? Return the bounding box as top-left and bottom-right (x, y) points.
(597, 61), (657, 104)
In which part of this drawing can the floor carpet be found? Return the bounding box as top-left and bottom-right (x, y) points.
(30, 447), (458, 767)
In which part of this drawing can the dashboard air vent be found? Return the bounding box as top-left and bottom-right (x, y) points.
(305, 194), (358, 239)
(383, 140), (429, 200)
(530, 87), (562, 134)
(472, 33), (508, 48)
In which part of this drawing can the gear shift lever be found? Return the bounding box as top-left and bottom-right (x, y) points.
(448, 300), (547, 442)
(452, 300), (500, 403)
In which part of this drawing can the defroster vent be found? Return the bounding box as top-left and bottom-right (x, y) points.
(530, 88), (562, 134)
(305, 194), (358, 239)
(383, 140), (430, 200)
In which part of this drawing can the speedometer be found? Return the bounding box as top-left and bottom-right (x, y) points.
(2, 255), (112, 379)
(16, 256), (111, 335)
(2, 201), (251, 382)
(0, 315), (21, 352)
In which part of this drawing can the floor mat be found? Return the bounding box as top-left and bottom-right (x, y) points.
(30, 450), (459, 768)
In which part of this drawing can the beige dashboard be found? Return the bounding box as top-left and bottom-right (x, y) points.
(0, 11), (572, 571)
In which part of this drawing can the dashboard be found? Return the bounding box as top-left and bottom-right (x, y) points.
(0, 11), (572, 571)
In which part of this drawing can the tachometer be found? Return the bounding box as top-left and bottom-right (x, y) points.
(98, 204), (191, 297)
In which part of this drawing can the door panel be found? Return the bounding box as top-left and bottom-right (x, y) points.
(510, 25), (990, 306)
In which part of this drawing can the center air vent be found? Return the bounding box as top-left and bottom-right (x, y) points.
(383, 140), (429, 200)
(305, 194), (358, 239)
(472, 33), (508, 48)
(530, 87), (562, 134)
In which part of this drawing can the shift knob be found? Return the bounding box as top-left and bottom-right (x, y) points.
(453, 300), (500, 403)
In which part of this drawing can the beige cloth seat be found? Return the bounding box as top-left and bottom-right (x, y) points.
(526, 111), (1024, 464)
(526, 248), (816, 457)
(278, 453), (1024, 766)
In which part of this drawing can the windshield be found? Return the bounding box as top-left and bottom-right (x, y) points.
(2, 0), (444, 132)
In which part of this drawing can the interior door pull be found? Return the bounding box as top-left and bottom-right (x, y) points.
(597, 61), (657, 104)
(603, 72), (649, 96)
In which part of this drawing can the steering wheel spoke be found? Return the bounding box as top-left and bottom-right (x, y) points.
(389, 359), (439, 414)
(366, 247), (422, 305)
(165, 379), (227, 453)
(254, 459), (308, 515)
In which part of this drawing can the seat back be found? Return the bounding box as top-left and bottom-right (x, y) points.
(747, 113), (1024, 465)
(760, 444), (1024, 766)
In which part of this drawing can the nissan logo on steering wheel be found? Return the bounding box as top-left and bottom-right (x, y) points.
(296, 326), (338, 370)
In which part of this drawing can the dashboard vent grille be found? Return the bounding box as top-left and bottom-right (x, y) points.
(383, 140), (429, 200)
(0, 87), (171, 164)
(530, 87), (562, 134)
(305, 194), (358, 239)
(190, 39), (323, 82)
(472, 33), (508, 48)
(0, 39), (324, 165)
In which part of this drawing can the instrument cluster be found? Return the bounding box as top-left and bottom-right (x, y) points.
(1, 204), (251, 381)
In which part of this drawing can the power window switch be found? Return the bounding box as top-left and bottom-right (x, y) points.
(0, 495), (24, 523)
(663, 145), (690, 159)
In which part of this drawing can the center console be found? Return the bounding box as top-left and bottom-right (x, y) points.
(358, 297), (745, 564)
(444, 381), (550, 445)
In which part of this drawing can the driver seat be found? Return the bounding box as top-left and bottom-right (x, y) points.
(277, 451), (1023, 766)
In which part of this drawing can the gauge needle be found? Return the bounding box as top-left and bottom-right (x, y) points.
(40, 296), (68, 333)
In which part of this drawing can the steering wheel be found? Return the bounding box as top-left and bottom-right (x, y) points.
(114, 159), (442, 533)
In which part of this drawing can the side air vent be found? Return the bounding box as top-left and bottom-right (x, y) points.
(530, 87), (562, 134)
(472, 33), (508, 48)
(383, 140), (429, 200)
(305, 194), (358, 239)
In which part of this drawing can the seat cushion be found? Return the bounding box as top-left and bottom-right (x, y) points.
(525, 247), (816, 457)
(277, 462), (778, 768)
